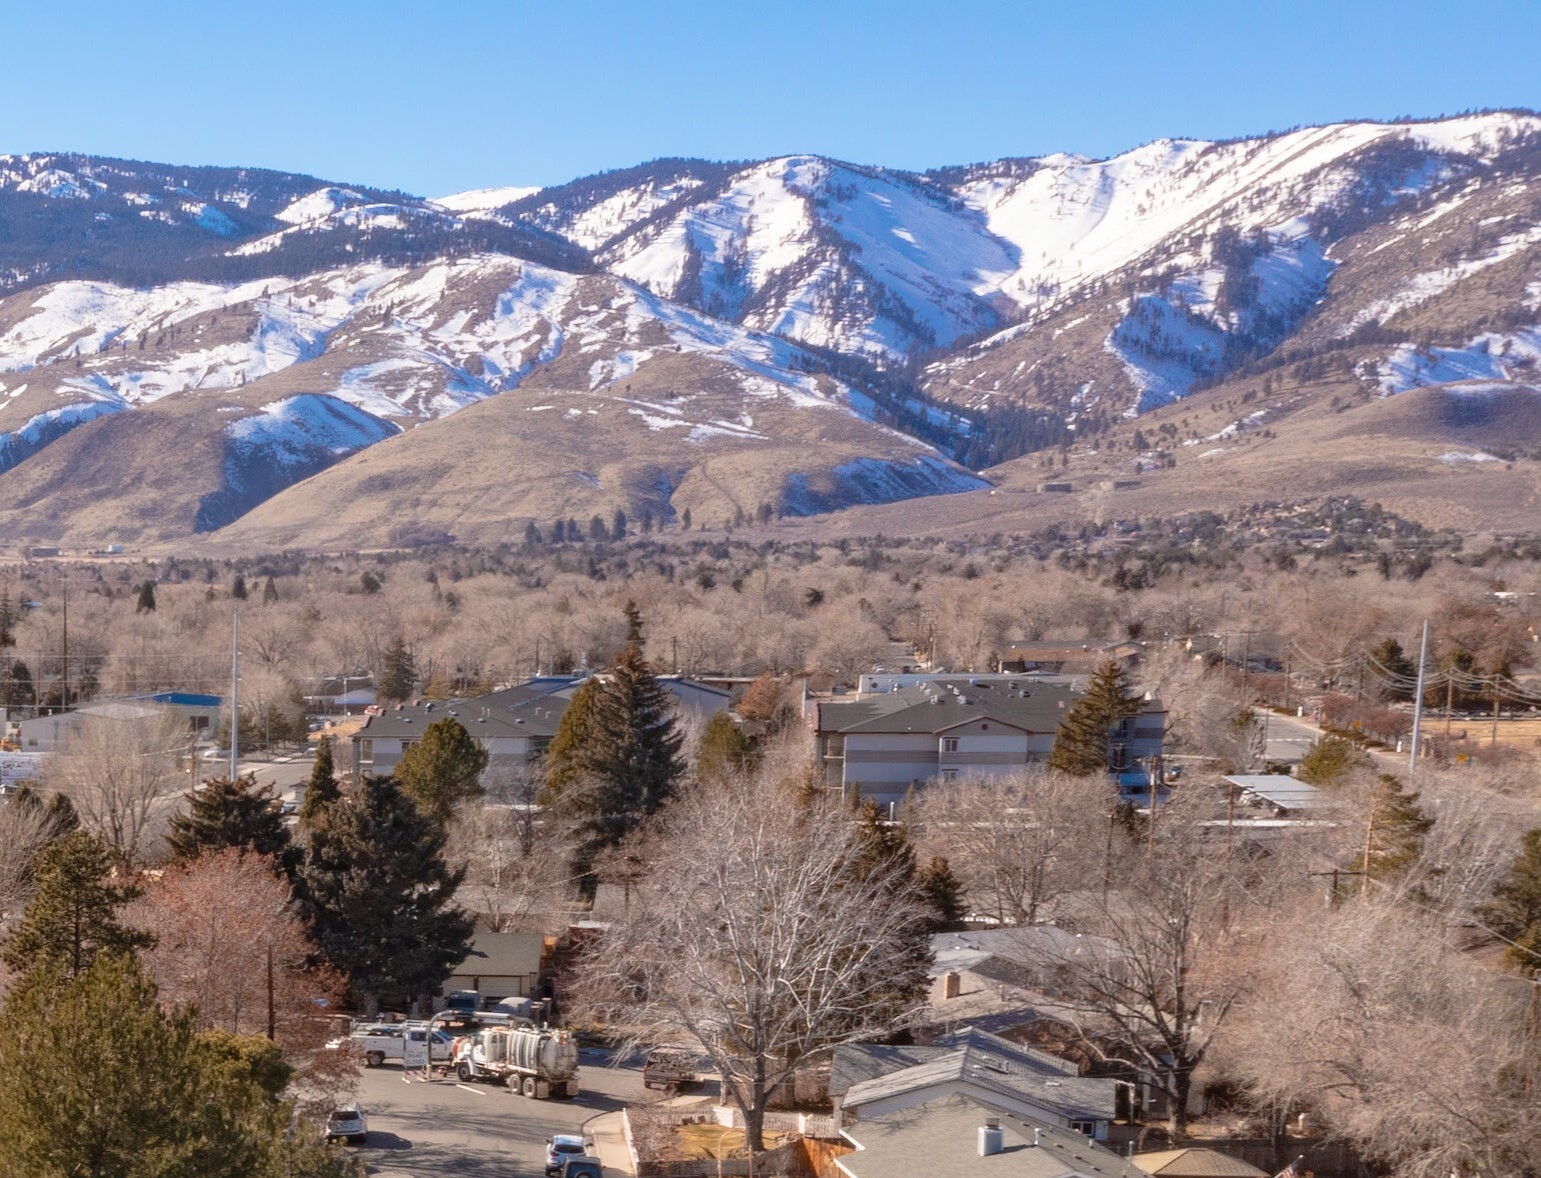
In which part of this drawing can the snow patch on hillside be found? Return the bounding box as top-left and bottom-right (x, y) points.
(430, 186), (542, 216)
(0, 401), (125, 471)
(276, 187), (364, 225)
(1379, 327), (1541, 393)
(227, 395), (397, 466)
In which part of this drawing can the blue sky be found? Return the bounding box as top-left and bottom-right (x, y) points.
(5, 0), (1540, 197)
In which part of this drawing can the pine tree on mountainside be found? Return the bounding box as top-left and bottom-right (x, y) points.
(1048, 660), (1144, 777)
(261, 576), (279, 605)
(393, 717), (488, 826)
(3, 831), (152, 979)
(299, 736), (340, 830)
(165, 775), (297, 877)
(300, 774), (473, 1013)
(135, 581), (157, 614)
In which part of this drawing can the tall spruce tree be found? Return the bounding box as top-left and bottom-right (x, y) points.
(378, 637), (416, 703)
(299, 737), (340, 829)
(541, 603), (684, 890)
(394, 717), (488, 825)
(1048, 660), (1144, 777)
(134, 581), (157, 614)
(3, 831), (152, 979)
(300, 774), (473, 1013)
(1360, 773), (1434, 886)
(165, 775), (296, 876)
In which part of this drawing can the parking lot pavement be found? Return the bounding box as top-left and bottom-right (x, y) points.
(345, 1049), (644, 1178)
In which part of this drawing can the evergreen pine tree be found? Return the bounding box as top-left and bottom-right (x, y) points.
(541, 677), (604, 801)
(1479, 828), (1541, 970)
(696, 711), (758, 782)
(542, 604), (684, 890)
(135, 581), (157, 614)
(261, 576), (279, 606)
(300, 775), (474, 1012)
(165, 775), (297, 876)
(1360, 773), (1434, 885)
(0, 588), (15, 647)
(0, 954), (353, 1178)
(3, 659), (33, 709)
(3, 831), (152, 979)
(394, 717), (488, 825)
(612, 507), (628, 539)
(299, 736), (340, 829)
(231, 574), (248, 601)
(917, 854), (967, 930)
(378, 636), (416, 702)
(1048, 660), (1144, 777)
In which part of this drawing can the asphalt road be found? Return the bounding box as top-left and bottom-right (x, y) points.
(1260, 711), (1320, 765)
(347, 1050), (645, 1178)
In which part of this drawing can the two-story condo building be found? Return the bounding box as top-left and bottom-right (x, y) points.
(809, 673), (1165, 808)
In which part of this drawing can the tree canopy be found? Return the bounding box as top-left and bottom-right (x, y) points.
(541, 603), (685, 890)
(1048, 660), (1143, 777)
(300, 774), (474, 1012)
(299, 735), (340, 829)
(394, 717), (488, 825)
(3, 831), (152, 979)
(165, 774), (296, 876)
(0, 953), (356, 1178)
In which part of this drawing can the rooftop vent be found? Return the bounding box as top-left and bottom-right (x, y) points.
(978, 1119), (1004, 1157)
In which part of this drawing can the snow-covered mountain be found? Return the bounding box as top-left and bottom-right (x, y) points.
(3, 111), (1541, 546)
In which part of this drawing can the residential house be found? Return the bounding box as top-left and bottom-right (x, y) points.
(304, 675), (377, 715)
(997, 641), (1145, 675)
(439, 931), (547, 1005)
(351, 673), (728, 782)
(1132, 1149), (1267, 1178)
(836, 1092), (1140, 1178)
(833, 1026), (1120, 1142)
(811, 674), (1165, 807)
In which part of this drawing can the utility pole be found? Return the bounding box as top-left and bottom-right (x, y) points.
(60, 584), (68, 711)
(1409, 620), (1429, 771)
(229, 607), (240, 783)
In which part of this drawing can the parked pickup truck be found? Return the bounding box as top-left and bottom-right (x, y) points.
(642, 1047), (724, 1091)
(348, 1024), (455, 1068)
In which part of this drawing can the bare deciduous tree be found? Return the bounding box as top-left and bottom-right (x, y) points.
(573, 771), (930, 1153)
(1039, 795), (1281, 1138)
(47, 714), (184, 863)
(448, 767), (568, 932)
(1219, 898), (1541, 1178)
(130, 848), (353, 1112)
(915, 769), (1110, 925)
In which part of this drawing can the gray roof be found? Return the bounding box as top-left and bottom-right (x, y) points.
(933, 927), (1126, 975)
(816, 677), (1163, 738)
(1224, 775), (1329, 813)
(839, 1092), (1138, 1178)
(357, 691), (568, 743)
(841, 1029), (1117, 1123)
(832, 1028), (1081, 1098)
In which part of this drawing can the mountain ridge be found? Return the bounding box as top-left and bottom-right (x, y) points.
(3, 111), (1541, 549)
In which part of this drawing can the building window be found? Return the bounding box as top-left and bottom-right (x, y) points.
(940, 769), (957, 782)
(358, 739), (373, 764)
(942, 737), (959, 753)
(1070, 1120), (1095, 1137)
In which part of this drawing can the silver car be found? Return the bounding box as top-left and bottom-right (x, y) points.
(324, 1104), (368, 1145)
